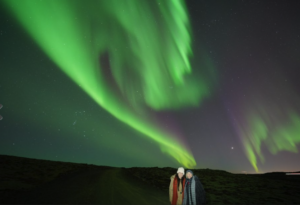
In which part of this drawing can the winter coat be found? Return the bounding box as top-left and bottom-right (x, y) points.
(183, 175), (206, 205)
(169, 174), (186, 205)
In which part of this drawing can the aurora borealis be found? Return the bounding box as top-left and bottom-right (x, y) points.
(0, 0), (300, 173)
(227, 72), (300, 172)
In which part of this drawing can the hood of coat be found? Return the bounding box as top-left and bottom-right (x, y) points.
(170, 174), (176, 180)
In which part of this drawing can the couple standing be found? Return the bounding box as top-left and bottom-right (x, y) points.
(169, 167), (206, 205)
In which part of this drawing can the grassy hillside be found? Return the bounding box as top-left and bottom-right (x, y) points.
(1, 155), (299, 204)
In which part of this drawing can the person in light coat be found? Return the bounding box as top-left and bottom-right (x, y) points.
(169, 167), (186, 205)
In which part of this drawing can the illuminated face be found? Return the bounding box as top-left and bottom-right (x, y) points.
(186, 172), (193, 179)
(178, 172), (184, 179)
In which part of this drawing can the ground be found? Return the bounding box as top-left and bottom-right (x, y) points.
(1, 155), (299, 204)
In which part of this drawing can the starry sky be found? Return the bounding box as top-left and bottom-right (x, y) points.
(0, 0), (299, 173)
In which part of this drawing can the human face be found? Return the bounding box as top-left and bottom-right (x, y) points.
(186, 172), (193, 179)
(178, 172), (183, 179)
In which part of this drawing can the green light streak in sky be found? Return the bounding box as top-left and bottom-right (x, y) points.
(3, 0), (213, 167)
(241, 110), (300, 172)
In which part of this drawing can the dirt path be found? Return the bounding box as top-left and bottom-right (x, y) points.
(9, 167), (169, 204)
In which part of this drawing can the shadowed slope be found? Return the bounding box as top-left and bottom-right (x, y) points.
(1, 155), (300, 204)
(1, 163), (168, 204)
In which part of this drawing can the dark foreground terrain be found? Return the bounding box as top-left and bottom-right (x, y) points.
(0, 155), (299, 204)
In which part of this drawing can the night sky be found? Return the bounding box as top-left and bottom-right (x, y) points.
(1, 0), (300, 173)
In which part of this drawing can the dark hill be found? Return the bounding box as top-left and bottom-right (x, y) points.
(1, 155), (299, 204)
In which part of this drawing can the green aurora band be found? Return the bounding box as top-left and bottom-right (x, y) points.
(241, 112), (300, 172)
(234, 79), (300, 172)
(3, 0), (214, 167)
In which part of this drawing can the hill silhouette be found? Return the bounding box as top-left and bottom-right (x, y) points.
(1, 155), (299, 204)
